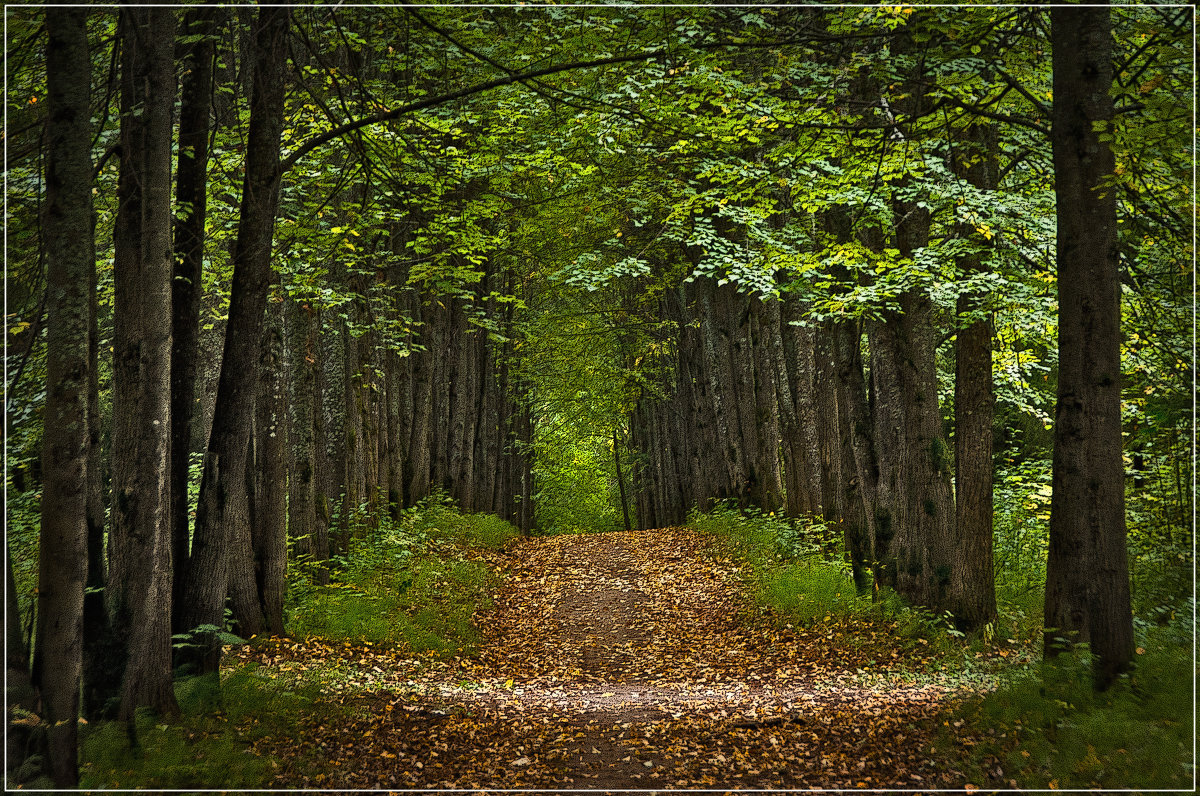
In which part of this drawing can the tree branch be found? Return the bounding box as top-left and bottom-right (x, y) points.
(279, 49), (672, 175)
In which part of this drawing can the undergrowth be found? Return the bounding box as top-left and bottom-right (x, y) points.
(287, 493), (517, 656)
(692, 505), (944, 629)
(692, 503), (1195, 789)
(80, 495), (516, 790)
(689, 504), (1023, 679)
(941, 619), (1194, 790)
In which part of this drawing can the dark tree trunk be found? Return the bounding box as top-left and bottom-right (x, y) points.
(181, 6), (289, 670)
(170, 5), (217, 638)
(812, 329), (842, 524)
(614, 428), (632, 531)
(320, 307), (347, 542)
(108, 6), (179, 720)
(950, 123), (999, 631)
(252, 288), (288, 634)
(866, 200), (956, 611)
(33, 8), (94, 782)
(284, 291), (329, 583)
(776, 298), (824, 517)
(1044, 3), (1133, 689)
(831, 319), (876, 595)
(82, 98), (115, 722)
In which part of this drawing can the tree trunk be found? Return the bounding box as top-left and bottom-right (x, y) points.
(181, 6), (289, 671)
(83, 96), (116, 722)
(107, 5), (179, 720)
(284, 291), (329, 583)
(866, 199), (956, 611)
(252, 288), (288, 635)
(33, 8), (93, 782)
(614, 428), (632, 531)
(950, 123), (999, 631)
(831, 319), (876, 595)
(1044, 3), (1133, 689)
(170, 5), (217, 638)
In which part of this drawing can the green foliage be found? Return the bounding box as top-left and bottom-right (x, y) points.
(691, 504), (999, 664)
(991, 459), (1051, 638)
(689, 503), (865, 624)
(758, 563), (867, 625)
(287, 495), (515, 657)
(944, 625), (1194, 790)
(533, 430), (624, 535)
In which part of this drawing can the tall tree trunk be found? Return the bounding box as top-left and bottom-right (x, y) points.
(831, 319), (876, 595)
(776, 298), (823, 516)
(812, 329), (841, 523)
(1044, 3), (1132, 689)
(33, 8), (93, 782)
(320, 307), (347, 542)
(614, 428), (632, 531)
(284, 291), (329, 583)
(83, 121), (115, 721)
(181, 6), (289, 670)
(108, 6), (179, 720)
(867, 200), (956, 611)
(949, 123), (999, 631)
(252, 288), (288, 634)
(170, 5), (218, 638)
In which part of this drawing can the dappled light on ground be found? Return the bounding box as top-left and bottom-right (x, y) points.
(231, 529), (980, 789)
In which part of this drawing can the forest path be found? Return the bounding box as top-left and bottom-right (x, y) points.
(241, 529), (968, 790)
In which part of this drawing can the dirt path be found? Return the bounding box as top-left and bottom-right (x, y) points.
(241, 529), (968, 790)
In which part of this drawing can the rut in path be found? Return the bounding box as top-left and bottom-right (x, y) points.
(241, 528), (968, 790)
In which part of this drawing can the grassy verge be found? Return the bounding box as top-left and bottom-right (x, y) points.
(286, 495), (517, 656)
(79, 496), (518, 790)
(939, 620), (1194, 790)
(691, 504), (1194, 789)
(689, 504), (971, 656)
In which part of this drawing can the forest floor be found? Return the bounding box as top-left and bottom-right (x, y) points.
(232, 528), (982, 790)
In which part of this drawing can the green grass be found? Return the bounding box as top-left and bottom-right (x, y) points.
(759, 560), (869, 623)
(287, 494), (516, 656)
(943, 624), (1194, 790)
(688, 504), (996, 665)
(81, 498), (518, 790)
(79, 673), (294, 790)
(691, 503), (875, 624)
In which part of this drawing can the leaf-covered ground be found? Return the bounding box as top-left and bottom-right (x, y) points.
(232, 528), (981, 790)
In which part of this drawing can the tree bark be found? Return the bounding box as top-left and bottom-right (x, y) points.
(1044, 3), (1133, 689)
(867, 201), (956, 612)
(34, 8), (93, 782)
(614, 428), (632, 531)
(831, 319), (876, 595)
(107, 5), (179, 720)
(181, 6), (289, 670)
(170, 5), (218, 638)
(950, 123), (999, 631)
(285, 291), (329, 583)
(252, 288), (288, 635)
(82, 78), (115, 723)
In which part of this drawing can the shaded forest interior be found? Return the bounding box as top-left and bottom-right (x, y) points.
(5, 4), (1194, 791)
